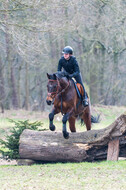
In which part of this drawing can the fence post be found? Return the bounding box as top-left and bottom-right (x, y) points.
(107, 139), (119, 161)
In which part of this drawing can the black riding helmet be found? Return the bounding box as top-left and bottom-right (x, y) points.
(62, 46), (73, 55)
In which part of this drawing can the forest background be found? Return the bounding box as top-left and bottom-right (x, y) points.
(0, 0), (126, 111)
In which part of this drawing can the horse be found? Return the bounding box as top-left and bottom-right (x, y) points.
(46, 71), (99, 139)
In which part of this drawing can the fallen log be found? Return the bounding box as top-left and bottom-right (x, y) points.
(19, 113), (126, 162)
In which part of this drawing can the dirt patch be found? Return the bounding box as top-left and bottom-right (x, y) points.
(0, 158), (17, 165)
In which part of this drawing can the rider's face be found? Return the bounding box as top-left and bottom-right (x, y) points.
(63, 53), (70, 60)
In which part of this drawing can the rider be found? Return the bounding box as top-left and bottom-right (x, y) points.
(57, 46), (88, 107)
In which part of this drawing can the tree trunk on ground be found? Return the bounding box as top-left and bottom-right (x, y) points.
(19, 113), (126, 162)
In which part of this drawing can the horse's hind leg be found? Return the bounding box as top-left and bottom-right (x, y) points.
(82, 108), (91, 131)
(68, 117), (76, 132)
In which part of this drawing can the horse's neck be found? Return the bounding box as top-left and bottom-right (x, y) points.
(60, 78), (70, 88)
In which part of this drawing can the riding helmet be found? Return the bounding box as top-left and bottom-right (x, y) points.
(62, 46), (73, 55)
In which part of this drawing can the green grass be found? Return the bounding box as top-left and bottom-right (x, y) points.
(0, 105), (125, 133)
(0, 161), (126, 190)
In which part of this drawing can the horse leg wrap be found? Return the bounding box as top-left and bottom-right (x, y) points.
(62, 123), (69, 139)
(49, 113), (54, 121)
(62, 115), (67, 124)
(49, 121), (55, 131)
(49, 113), (55, 131)
(63, 131), (69, 139)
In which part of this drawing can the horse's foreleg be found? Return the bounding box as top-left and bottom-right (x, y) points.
(62, 109), (74, 139)
(62, 114), (69, 139)
(49, 108), (58, 131)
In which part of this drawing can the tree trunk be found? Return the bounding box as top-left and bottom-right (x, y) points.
(10, 66), (19, 109)
(17, 65), (22, 109)
(99, 48), (105, 104)
(19, 113), (126, 162)
(25, 62), (29, 110)
(4, 1), (11, 109)
(0, 58), (5, 110)
(90, 46), (98, 104)
(112, 52), (119, 105)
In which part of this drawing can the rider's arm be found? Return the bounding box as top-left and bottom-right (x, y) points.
(70, 58), (80, 78)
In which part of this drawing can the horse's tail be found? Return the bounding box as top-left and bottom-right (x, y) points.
(91, 115), (100, 123)
(81, 114), (100, 125)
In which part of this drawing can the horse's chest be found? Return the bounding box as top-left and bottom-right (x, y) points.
(54, 100), (68, 112)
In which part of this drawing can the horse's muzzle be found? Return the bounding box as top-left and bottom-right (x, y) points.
(46, 99), (52, 105)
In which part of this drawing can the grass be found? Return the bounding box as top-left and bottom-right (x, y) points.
(0, 105), (125, 135)
(0, 106), (126, 190)
(0, 161), (126, 190)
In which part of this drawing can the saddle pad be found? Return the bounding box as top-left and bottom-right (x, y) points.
(72, 79), (84, 98)
(76, 83), (84, 97)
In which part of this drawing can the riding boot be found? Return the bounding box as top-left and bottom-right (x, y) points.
(82, 91), (89, 107)
(82, 97), (89, 107)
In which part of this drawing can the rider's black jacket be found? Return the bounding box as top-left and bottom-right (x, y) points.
(57, 56), (80, 78)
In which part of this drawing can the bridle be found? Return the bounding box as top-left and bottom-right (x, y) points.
(47, 78), (70, 99)
(47, 79), (60, 97)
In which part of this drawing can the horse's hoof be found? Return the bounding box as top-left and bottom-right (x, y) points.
(50, 124), (55, 131)
(63, 132), (69, 139)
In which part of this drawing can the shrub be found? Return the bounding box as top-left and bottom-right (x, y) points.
(0, 119), (46, 159)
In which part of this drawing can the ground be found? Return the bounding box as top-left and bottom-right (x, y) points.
(0, 161), (126, 190)
(0, 105), (126, 189)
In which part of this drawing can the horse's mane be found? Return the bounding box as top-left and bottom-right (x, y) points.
(55, 71), (69, 79)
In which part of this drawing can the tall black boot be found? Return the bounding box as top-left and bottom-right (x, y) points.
(82, 97), (89, 107)
(82, 92), (89, 107)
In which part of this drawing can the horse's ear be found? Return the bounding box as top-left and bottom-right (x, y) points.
(47, 73), (50, 79)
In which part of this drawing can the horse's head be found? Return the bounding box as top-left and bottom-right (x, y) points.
(46, 72), (69, 105)
(46, 73), (60, 105)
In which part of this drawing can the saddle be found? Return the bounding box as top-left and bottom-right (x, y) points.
(76, 83), (84, 97)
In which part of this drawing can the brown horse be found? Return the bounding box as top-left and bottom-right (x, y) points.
(46, 71), (99, 139)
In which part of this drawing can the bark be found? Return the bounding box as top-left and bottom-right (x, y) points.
(107, 139), (119, 161)
(19, 113), (126, 162)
